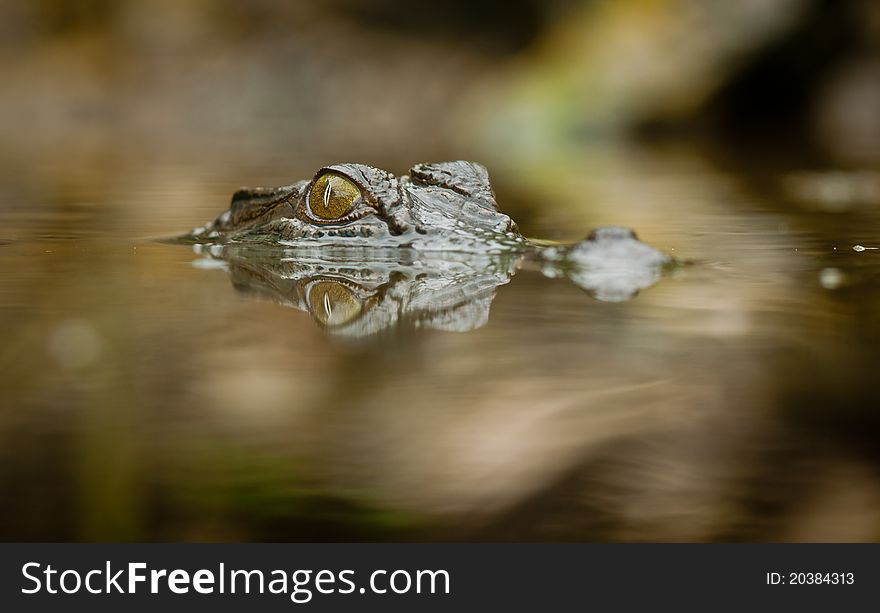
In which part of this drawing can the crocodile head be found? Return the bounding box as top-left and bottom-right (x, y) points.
(189, 161), (529, 253)
(185, 161), (678, 318)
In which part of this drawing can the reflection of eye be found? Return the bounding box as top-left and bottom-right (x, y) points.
(308, 173), (361, 220)
(307, 281), (363, 327)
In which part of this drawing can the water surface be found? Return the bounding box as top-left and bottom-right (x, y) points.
(2, 151), (880, 541)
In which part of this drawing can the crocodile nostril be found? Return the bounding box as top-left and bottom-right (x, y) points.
(587, 226), (638, 242)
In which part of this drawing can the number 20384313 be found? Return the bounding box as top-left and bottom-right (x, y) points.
(767, 572), (854, 585)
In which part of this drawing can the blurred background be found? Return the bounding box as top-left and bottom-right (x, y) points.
(1, 0), (880, 541)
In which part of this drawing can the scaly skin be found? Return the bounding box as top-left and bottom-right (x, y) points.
(185, 161), (677, 333)
(189, 161), (530, 253)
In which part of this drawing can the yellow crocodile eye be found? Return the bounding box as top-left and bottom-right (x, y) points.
(308, 281), (363, 327)
(308, 173), (361, 220)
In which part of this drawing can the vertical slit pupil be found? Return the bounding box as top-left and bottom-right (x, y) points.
(309, 173), (361, 220)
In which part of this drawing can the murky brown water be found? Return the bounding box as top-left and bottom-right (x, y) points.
(2, 149), (880, 542)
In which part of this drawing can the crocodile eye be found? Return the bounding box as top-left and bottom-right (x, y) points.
(307, 281), (363, 327)
(308, 173), (361, 220)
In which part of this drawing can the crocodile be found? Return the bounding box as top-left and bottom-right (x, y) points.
(185, 161), (677, 334)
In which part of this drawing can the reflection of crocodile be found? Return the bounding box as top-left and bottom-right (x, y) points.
(185, 161), (677, 333)
(193, 245), (517, 337)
